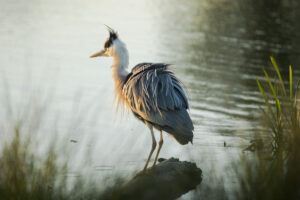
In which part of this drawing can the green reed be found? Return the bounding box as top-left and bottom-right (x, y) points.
(235, 57), (300, 200)
(257, 56), (300, 158)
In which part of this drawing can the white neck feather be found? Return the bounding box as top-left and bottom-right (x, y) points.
(111, 39), (129, 89)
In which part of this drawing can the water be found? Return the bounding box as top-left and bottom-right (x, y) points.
(1, 0), (300, 197)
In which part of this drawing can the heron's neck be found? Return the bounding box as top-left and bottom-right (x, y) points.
(111, 41), (129, 89)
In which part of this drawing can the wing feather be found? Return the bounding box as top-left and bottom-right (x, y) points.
(122, 63), (193, 144)
(123, 63), (188, 113)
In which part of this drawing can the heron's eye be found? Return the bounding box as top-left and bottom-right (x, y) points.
(104, 39), (111, 49)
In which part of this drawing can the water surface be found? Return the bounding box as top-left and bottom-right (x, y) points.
(1, 0), (300, 197)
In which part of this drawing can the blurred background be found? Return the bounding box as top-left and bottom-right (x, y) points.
(1, 0), (300, 199)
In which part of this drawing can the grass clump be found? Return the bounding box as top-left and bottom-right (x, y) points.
(235, 57), (300, 200)
(257, 57), (300, 156)
(0, 125), (97, 200)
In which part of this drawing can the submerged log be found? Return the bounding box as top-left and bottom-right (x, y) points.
(105, 157), (202, 200)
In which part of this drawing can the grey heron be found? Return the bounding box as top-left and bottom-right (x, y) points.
(90, 27), (194, 171)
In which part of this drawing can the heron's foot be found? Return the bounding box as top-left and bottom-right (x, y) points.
(142, 165), (150, 173)
(151, 162), (157, 169)
(151, 157), (166, 168)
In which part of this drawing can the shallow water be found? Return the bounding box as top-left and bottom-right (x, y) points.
(1, 0), (300, 197)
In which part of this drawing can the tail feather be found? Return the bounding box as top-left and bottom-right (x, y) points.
(163, 126), (193, 144)
(160, 109), (194, 145)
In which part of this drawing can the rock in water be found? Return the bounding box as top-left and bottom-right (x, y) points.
(114, 157), (202, 200)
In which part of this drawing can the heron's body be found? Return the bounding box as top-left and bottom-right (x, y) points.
(123, 63), (193, 144)
(90, 27), (194, 171)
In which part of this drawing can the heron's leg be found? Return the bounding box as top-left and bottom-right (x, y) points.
(152, 130), (163, 167)
(143, 125), (156, 171)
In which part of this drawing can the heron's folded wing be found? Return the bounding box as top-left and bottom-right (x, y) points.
(122, 63), (189, 113)
(123, 63), (194, 144)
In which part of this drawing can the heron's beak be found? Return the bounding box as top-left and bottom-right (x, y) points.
(90, 50), (106, 58)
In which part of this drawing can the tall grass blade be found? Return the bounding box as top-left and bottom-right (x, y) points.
(295, 81), (300, 108)
(264, 70), (281, 113)
(270, 56), (286, 96)
(264, 70), (275, 96)
(290, 65), (293, 101)
(257, 79), (275, 120)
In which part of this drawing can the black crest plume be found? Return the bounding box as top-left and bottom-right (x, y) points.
(104, 25), (118, 48)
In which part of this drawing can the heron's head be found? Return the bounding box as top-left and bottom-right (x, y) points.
(90, 26), (125, 58)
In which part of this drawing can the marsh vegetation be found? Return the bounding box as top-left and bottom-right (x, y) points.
(0, 58), (299, 200)
(1, 0), (300, 199)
